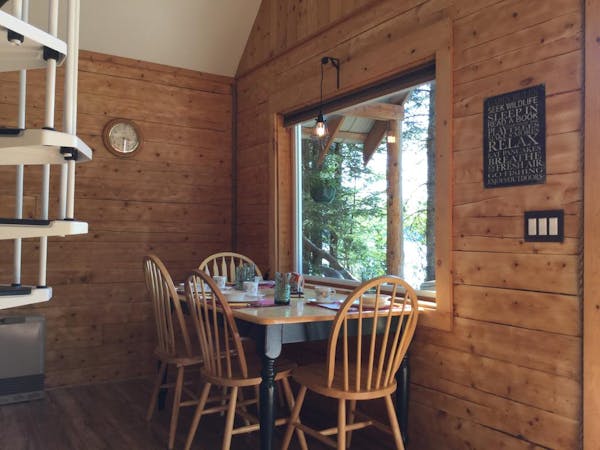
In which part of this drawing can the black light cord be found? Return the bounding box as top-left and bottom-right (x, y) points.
(320, 59), (325, 111)
(318, 56), (341, 118)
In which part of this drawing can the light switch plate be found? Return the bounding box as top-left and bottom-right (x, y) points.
(524, 210), (564, 242)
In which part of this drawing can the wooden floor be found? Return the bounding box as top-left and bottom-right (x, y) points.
(0, 378), (399, 450)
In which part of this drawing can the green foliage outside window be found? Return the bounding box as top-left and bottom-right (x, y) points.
(301, 82), (435, 287)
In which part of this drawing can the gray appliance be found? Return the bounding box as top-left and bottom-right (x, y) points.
(0, 315), (45, 404)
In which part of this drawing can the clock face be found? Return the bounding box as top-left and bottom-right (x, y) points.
(103, 119), (143, 157)
(109, 122), (139, 153)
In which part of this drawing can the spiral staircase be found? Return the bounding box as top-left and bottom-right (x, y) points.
(0, 0), (91, 309)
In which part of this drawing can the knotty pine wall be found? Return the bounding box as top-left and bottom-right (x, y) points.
(0, 51), (234, 386)
(236, 0), (582, 449)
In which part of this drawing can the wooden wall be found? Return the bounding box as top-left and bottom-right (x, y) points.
(0, 51), (234, 386)
(236, 0), (583, 448)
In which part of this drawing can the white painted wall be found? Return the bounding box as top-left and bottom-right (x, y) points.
(4, 0), (260, 76)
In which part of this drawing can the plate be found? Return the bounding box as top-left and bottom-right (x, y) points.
(224, 291), (247, 302)
(306, 298), (340, 305)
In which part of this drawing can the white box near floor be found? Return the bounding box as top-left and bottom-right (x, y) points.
(0, 315), (44, 404)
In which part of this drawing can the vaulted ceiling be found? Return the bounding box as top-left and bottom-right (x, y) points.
(3, 0), (261, 76)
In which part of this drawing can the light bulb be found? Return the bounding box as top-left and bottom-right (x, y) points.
(313, 112), (328, 139)
(315, 121), (327, 138)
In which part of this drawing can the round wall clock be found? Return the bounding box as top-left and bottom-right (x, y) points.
(102, 118), (143, 157)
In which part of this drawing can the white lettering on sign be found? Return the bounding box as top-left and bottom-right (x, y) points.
(483, 85), (546, 188)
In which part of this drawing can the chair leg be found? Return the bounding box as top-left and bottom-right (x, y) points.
(384, 394), (405, 450)
(220, 385), (228, 416)
(337, 399), (346, 450)
(184, 382), (212, 450)
(168, 366), (184, 450)
(346, 400), (357, 449)
(281, 378), (308, 450)
(146, 361), (167, 421)
(281, 385), (307, 450)
(238, 387), (251, 426)
(222, 386), (239, 450)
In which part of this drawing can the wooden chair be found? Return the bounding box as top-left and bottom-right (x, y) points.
(281, 276), (419, 450)
(198, 251), (262, 283)
(183, 269), (307, 450)
(143, 254), (203, 450)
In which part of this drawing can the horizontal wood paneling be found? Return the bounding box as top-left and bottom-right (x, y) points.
(454, 285), (580, 336)
(411, 340), (580, 418)
(409, 401), (550, 449)
(409, 380), (579, 449)
(0, 50), (233, 386)
(415, 317), (580, 378)
(236, 0), (583, 448)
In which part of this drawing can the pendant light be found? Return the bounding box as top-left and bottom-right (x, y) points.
(313, 56), (340, 141)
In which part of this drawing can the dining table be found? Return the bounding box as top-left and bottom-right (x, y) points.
(223, 286), (411, 450)
(172, 284), (410, 450)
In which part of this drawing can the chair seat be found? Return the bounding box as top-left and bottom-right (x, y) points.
(154, 348), (204, 367)
(293, 363), (397, 400)
(202, 357), (296, 387)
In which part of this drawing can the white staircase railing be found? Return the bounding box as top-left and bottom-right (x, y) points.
(0, 0), (91, 309)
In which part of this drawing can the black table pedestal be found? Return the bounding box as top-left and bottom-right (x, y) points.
(396, 354), (410, 444)
(259, 324), (283, 450)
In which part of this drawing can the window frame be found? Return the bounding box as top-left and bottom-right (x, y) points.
(290, 43), (452, 331)
(270, 18), (453, 331)
(294, 83), (436, 291)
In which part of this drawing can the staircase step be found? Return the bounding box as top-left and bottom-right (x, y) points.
(0, 219), (88, 240)
(0, 129), (93, 165)
(0, 285), (32, 296)
(0, 286), (52, 309)
(0, 218), (51, 226)
(0, 9), (66, 72)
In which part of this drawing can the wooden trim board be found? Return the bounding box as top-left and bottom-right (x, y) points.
(584, 0), (600, 447)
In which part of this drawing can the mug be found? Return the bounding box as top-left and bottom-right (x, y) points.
(213, 275), (227, 289)
(315, 286), (336, 302)
(289, 272), (304, 294)
(243, 280), (259, 297)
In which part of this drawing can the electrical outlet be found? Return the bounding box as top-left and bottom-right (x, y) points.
(524, 210), (564, 242)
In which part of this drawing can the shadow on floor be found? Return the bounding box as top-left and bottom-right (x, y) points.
(0, 378), (399, 450)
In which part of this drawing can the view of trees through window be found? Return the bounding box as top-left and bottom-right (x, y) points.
(299, 81), (435, 289)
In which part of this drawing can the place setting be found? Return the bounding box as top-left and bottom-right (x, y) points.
(306, 286), (394, 312)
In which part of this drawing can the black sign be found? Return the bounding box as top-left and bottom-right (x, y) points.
(483, 85), (546, 188)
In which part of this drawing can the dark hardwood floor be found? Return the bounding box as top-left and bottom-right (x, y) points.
(0, 378), (398, 450)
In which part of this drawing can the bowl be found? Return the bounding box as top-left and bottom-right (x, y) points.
(360, 293), (390, 308)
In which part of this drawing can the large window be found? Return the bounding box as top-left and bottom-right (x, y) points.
(295, 80), (436, 292)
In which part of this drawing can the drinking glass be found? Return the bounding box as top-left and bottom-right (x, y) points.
(274, 272), (291, 305)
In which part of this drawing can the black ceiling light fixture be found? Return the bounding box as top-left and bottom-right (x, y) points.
(314, 56), (340, 140)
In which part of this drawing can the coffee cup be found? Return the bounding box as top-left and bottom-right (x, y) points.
(213, 275), (227, 289)
(315, 286), (336, 302)
(290, 272), (304, 294)
(243, 280), (259, 297)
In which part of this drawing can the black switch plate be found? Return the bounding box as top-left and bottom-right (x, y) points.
(524, 210), (564, 242)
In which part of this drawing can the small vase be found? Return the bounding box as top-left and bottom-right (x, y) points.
(274, 272), (291, 305)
